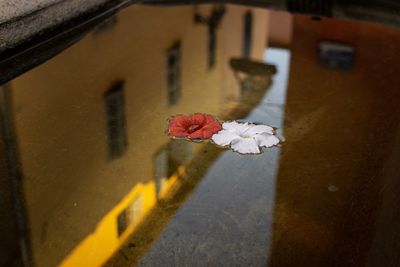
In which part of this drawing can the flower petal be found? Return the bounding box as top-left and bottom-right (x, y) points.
(188, 130), (204, 139)
(205, 114), (218, 124)
(168, 126), (188, 137)
(191, 114), (206, 126)
(245, 124), (274, 135)
(188, 129), (213, 139)
(170, 115), (190, 128)
(255, 133), (280, 147)
(203, 121), (222, 132)
(201, 129), (214, 139)
(222, 121), (250, 134)
(230, 138), (261, 154)
(211, 130), (240, 146)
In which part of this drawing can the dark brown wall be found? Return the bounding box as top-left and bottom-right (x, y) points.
(269, 15), (400, 267)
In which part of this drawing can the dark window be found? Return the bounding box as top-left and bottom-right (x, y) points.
(154, 146), (168, 198)
(208, 24), (217, 68)
(116, 196), (142, 237)
(154, 141), (194, 198)
(104, 81), (127, 159)
(167, 140), (194, 177)
(116, 210), (127, 237)
(166, 42), (181, 106)
(243, 11), (253, 58)
(318, 41), (355, 70)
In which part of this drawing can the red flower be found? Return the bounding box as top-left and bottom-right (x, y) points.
(168, 114), (222, 139)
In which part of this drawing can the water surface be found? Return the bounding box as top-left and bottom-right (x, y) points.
(1, 4), (400, 267)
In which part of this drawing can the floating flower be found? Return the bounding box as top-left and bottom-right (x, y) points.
(211, 121), (280, 154)
(168, 113), (222, 140)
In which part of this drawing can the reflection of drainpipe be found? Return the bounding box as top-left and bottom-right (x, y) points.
(193, 5), (226, 68)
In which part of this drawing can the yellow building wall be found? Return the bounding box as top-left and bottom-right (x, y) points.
(8, 4), (268, 267)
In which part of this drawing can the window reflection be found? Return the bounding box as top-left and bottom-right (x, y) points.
(166, 42), (182, 106)
(104, 81), (127, 159)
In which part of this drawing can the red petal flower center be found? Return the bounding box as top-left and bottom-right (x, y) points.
(168, 114), (222, 139)
(187, 124), (202, 134)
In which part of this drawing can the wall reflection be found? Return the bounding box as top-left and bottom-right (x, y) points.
(2, 4), (400, 267)
(3, 4), (269, 267)
(269, 13), (400, 267)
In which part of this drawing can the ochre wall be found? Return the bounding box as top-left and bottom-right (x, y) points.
(9, 4), (268, 266)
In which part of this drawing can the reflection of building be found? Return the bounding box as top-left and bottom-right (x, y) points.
(1, 4), (268, 267)
(269, 14), (400, 267)
(0, 85), (25, 267)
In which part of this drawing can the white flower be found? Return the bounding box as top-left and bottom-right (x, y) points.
(211, 121), (280, 154)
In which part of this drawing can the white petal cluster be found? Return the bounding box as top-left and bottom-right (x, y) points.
(211, 121), (280, 154)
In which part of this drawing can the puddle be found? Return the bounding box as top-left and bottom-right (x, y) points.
(1, 3), (400, 267)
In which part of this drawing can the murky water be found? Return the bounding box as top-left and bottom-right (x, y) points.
(1, 3), (400, 267)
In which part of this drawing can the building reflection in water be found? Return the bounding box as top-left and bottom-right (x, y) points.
(269, 13), (400, 267)
(1, 3), (400, 267)
(1, 4), (270, 267)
